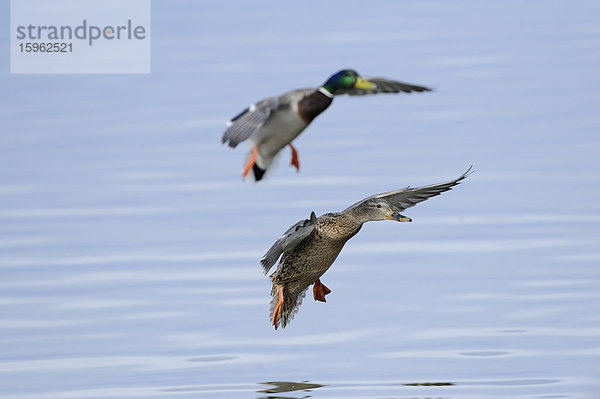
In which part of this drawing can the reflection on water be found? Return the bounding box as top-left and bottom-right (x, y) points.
(251, 378), (565, 399)
(403, 382), (454, 386)
(0, 377), (579, 399)
(258, 381), (324, 394)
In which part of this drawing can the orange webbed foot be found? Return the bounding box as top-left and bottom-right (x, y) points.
(242, 145), (258, 179)
(289, 144), (300, 171)
(313, 279), (331, 303)
(272, 285), (284, 330)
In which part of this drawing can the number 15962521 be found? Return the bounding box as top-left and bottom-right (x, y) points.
(19, 42), (72, 52)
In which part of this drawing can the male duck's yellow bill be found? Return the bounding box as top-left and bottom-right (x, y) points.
(354, 77), (376, 90)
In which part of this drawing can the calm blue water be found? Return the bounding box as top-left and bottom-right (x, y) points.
(1, 1), (600, 398)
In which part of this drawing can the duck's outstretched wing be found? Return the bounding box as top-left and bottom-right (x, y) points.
(221, 96), (280, 148)
(260, 211), (317, 274)
(348, 167), (473, 212)
(338, 77), (432, 96)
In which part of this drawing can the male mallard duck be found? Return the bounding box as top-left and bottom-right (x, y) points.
(260, 167), (472, 329)
(222, 70), (431, 181)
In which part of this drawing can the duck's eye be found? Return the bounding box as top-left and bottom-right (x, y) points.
(376, 204), (381, 208)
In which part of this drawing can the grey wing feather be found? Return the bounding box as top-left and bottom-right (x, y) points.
(375, 166), (472, 211)
(221, 96), (280, 148)
(337, 77), (432, 96)
(349, 166), (473, 212)
(260, 211), (317, 274)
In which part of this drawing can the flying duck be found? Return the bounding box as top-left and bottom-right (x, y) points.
(222, 69), (431, 181)
(260, 167), (472, 329)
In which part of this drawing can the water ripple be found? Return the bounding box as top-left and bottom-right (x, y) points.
(375, 348), (600, 359)
(0, 312), (188, 330)
(0, 206), (174, 219)
(346, 238), (578, 254)
(0, 237), (52, 248)
(404, 326), (600, 340)
(0, 268), (261, 288)
(0, 185), (37, 195)
(167, 328), (378, 348)
(0, 250), (261, 268)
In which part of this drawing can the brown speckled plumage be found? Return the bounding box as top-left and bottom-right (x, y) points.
(269, 213), (361, 328)
(261, 167), (472, 329)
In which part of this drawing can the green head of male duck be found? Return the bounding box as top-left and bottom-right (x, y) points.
(321, 69), (376, 94)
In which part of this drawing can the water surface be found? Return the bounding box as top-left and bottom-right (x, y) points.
(1, 1), (600, 398)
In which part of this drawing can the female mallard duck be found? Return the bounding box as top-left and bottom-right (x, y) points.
(222, 69), (431, 181)
(260, 167), (472, 329)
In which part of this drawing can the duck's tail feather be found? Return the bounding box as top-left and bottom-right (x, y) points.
(253, 164), (266, 181)
(269, 282), (308, 329)
(243, 147), (278, 182)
